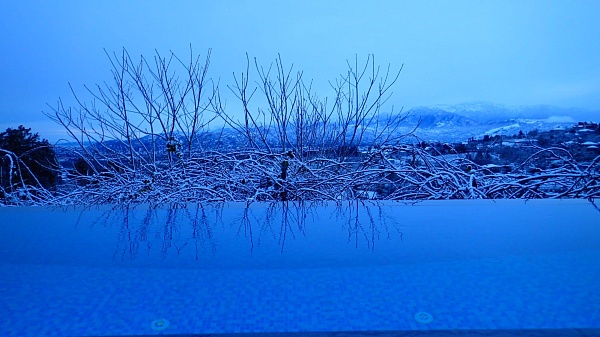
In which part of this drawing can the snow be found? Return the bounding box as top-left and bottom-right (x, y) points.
(483, 123), (520, 135)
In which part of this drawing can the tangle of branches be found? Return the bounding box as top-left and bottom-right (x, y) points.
(2, 48), (598, 206)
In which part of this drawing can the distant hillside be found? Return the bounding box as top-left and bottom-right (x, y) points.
(393, 102), (599, 142)
(55, 102), (599, 155)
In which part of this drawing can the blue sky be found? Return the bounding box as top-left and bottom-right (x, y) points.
(1, 0), (600, 141)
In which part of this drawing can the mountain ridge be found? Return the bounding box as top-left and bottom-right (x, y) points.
(398, 102), (598, 142)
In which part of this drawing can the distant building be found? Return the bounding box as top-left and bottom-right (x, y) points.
(574, 122), (598, 132)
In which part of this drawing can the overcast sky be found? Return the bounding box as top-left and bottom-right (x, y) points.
(1, 0), (599, 141)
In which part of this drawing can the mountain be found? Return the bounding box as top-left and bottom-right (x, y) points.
(394, 102), (599, 142)
(400, 107), (478, 128)
(433, 102), (595, 122)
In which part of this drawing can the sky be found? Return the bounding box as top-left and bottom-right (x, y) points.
(1, 0), (600, 141)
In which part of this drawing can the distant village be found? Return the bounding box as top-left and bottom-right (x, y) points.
(414, 121), (600, 173)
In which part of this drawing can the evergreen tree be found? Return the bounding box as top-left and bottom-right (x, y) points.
(0, 125), (58, 191)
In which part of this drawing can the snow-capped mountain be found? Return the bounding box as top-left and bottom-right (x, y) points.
(395, 102), (598, 142)
(400, 107), (477, 128)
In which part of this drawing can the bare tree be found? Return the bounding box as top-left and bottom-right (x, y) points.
(42, 47), (218, 205)
(213, 54), (411, 201)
